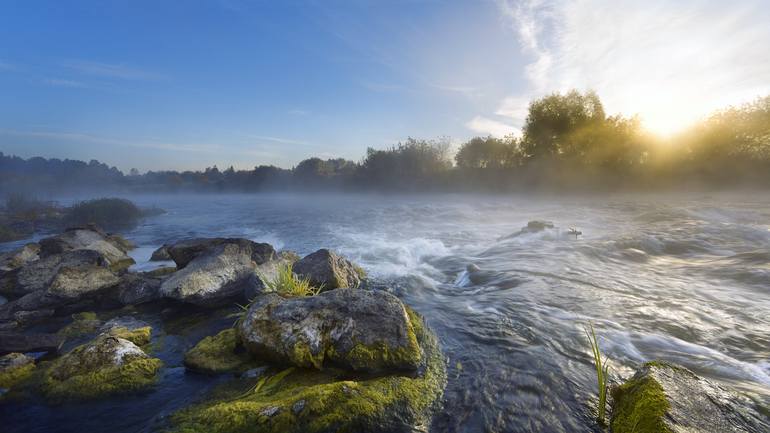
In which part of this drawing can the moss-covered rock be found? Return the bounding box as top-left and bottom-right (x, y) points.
(0, 352), (35, 389)
(184, 328), (257, 374)
(170, 308), (446, 433)
(292, 249), (362, 291)
(610, 361), (769, 433)
(42, 333), (161, 401)
(238, 289), (421, 373)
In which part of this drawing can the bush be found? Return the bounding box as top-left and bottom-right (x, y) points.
(64, 198), (143, 231)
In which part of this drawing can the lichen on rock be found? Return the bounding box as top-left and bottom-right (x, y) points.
(0, 352), (36, 389)
(170, 307), (446, 433)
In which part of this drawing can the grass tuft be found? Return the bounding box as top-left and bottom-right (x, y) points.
(585, 322), (609, 426)
(262, 263), (321, 298)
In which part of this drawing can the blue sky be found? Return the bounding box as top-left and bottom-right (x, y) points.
(1, 0), (769, 172)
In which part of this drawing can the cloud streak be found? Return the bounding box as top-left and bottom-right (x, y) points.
(63, 60), (165, 81)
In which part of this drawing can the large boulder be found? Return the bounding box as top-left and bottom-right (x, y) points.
(38, 225), (135, 272)
(166, 238), (276, 269)
(610, 361), (769, 433)
(160, 242), (265, 307)
(111, 272), (162, 306)
(292, 249), (362, 291)
(42, 330), (161, 401)
(238, 289), (421, 373)
(170, 307), (446, 433)
(184, 328), (257, 374)
(150, 244), (172, 261)
(9, 249), (115, 298)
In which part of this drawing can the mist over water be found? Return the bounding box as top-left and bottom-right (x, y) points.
(2, 192), (769, 432)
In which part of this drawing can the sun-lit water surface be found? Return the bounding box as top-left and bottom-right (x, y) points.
(2, 192), (769, 432)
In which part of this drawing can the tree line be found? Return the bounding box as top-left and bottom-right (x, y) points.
(2, 90), (769, 194)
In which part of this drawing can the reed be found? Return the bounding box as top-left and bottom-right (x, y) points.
(585, 322), (609, 426)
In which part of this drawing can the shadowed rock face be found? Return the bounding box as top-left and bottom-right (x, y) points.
(160, 243), (262, 307)
(238, 288), (421, 373)
(0, 243), (40, 273)
(611, 362), (770, 433)
(292, 249), (361, 291)
(166, 238), (276, 269)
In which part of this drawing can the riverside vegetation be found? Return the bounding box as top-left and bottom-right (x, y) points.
(0, 203), (768, 432)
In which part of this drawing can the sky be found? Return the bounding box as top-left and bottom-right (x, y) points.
(1, 0), (769, 172)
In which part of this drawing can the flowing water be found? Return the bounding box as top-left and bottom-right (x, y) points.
(2, 193), (770, 432)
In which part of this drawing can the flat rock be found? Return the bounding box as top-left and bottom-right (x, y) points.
(13, 249), (119, 298)
(292, 249), (362, 291)
(167, 237), (276, 269)
(150, 244), (171, 261)
(238, 288), (421, 373)
(161, 243), (262, 306)
(0, 331), (65, 355)
(610, 362), (769, 433)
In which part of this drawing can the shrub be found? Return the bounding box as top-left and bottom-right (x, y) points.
(64, 198), (143, 231)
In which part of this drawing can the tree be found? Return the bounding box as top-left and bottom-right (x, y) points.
(455, 136), (522, 169)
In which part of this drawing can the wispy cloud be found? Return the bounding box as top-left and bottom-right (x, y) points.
(490, 0), (770, 134)
(246, 135), (311, 146)
(466, 116), (519, 137)
(42, 78), (88, 88)
(63, 60), (165, 81)
(0, 129), (220, 153)
(0, 60), (15, 71)
(288, 109), (309, 116)
(430, 83), (483, 99)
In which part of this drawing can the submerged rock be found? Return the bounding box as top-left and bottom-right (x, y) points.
(238, 289), (421, 373)
(166, 238), (276, 269)
(38, 225), (135, 272)
(292, 249), (363, 291)
(610, 361), (769, 433)
(160, 242), (264, 307)
(0, 352), (35, 389)
(58, 311), (101, 337)
(0, 331), (64, 355)
(150, 244), (172, 261)
(42, 332), (161, 401)
(170, 307), (446, 433)
(184, 328), (256, 374)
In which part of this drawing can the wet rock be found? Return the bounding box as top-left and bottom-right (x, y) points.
(183, 328), (255, 374)
(170, 307), (446, 433)
(292, 249), (363, 291)
(0, 352), (35, 389)
(99, 316), (151, 334)
(0, 332), (64, 355)
(150, 244), (171, 261)
(0, 243), (40, 273)
(238, 288), (421, 373)
(58, 312), (101, 337)
(42, 333), (161, 401)
(38, 225), (135, 272)
(245, 251), (298, 299)
(167, 237), (276, 269)
(160, 243), (263, 307)
(499, 220), (557, 240)
(112, 272), (162, 306)
(610, 361), (769, 433)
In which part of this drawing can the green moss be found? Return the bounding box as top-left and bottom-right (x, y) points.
(145, 266), (177, 277)
(610, 374), (671, 433)
(353, 264), (367, 280)
(0, 362), (35, 389)
(108, 326), (153, 346)
(109, 257), (137, 272)
(169, 308), (446, 433)
(184, 329), (257, 374)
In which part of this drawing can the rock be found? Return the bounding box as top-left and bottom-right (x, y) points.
(238, 289), (421, 373)
(38, 226), (135, 272)
(99, 316), (151, 334)
(241, 366), (269, 379)
(524, 220), (554, 232)
(0, 353), (35, 389)
(184, 328), (256, 374)
(144, 266), (177, 277)
(245, 251), (298, 299)
(292, 249), (363, 291)
(167, 238), (276, 269)
(170, 307), (446, 433)
(0, 332), (65, 355)
(14, 308), (55, 325)
(112, 273), (162, 306)
(42, 333), (161, 401)
(0, 243), (40, 273)
(160, 243), (263, 307)
(150, 244), (172, 261)
(610, 361), (769, 433)
(13, 249), (119, 298)
(58, 312), (101, 337)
